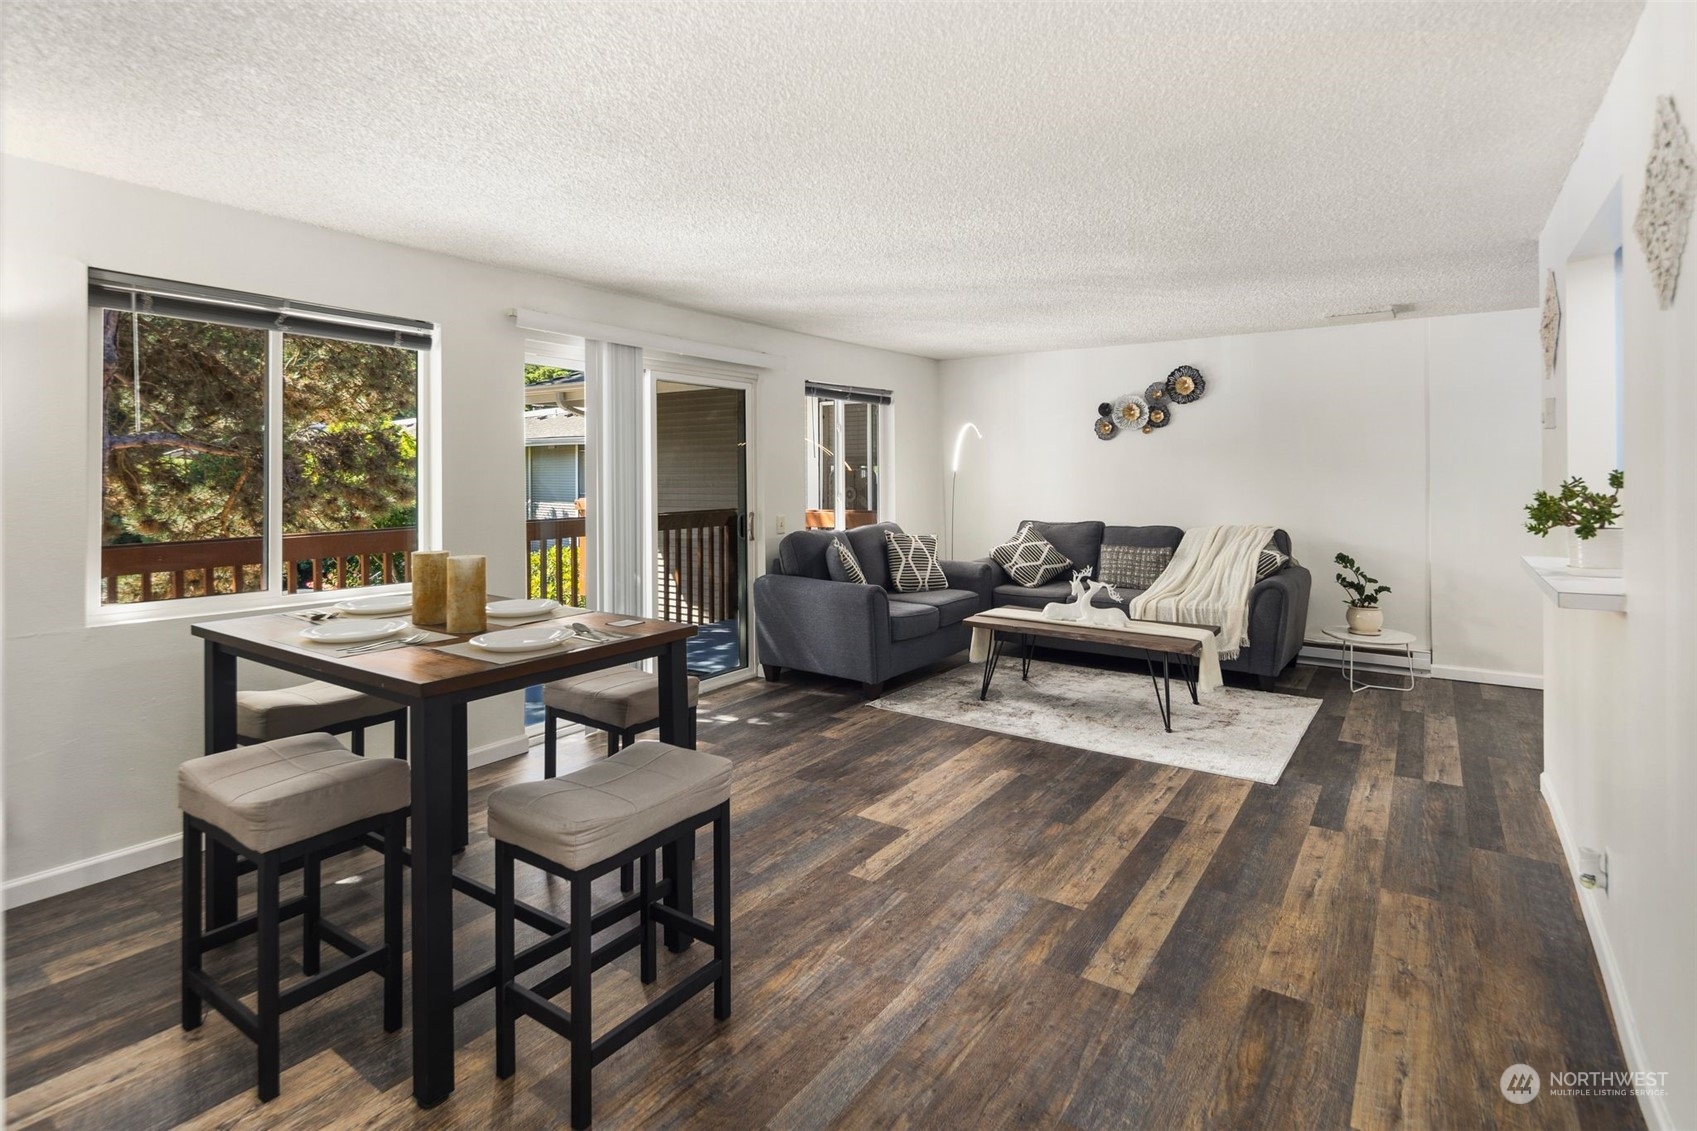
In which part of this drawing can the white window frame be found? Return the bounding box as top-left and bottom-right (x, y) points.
(805, 391), (891, 530)
(85, 304), (436, 625)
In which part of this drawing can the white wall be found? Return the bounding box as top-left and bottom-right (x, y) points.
(0, 156), (940, 893)
(1537, 5), (1697, 1129)
(939, 310), (1546, 681)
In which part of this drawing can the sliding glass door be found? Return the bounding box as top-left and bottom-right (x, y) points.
(653, 371), (751, 680)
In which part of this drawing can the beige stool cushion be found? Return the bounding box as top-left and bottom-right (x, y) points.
(237, 680), (401, 742)
(487, 741), (731, 871)
(179, 733), (410, 854)
(541, 669), (700, 730)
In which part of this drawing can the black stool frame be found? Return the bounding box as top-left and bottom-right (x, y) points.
(237, 706), (408, 760)
(542, 704), (697, 777)
(182, 807), (407, 1101)
(494, 799), (731, 1129)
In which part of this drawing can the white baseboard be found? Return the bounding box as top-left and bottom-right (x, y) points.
(1, 832), (183, 911)
(2, 733), (535, 910)
(468, 733), (530, 770)
(1427, 664), (1544, 689)
(1298, 643), (1433, 673)
(1297, 642), (1542, 690)
(1540, 773), (1671, 1131)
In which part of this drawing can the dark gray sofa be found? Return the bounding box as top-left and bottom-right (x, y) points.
(983, 519), (1311, 689)
(754, 522), (993, 697)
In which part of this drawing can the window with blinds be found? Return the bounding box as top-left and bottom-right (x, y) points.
(90, 270), (432, 607)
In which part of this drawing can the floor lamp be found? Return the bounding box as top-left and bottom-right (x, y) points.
(949, 423), (982, 558)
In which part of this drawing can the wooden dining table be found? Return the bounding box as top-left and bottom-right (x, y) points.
(191, 603), (697, 1108)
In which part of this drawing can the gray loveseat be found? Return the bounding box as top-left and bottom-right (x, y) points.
(754, 523), (994, 697)
(984, 519), (1311, 689)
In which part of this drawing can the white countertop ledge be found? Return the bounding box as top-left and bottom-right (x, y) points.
(1521, 556), (1626, 612)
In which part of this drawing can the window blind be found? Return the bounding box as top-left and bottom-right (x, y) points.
(804, 381), (892, 406)
(88, 269), (435, 351)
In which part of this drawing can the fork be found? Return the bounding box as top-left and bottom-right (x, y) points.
(340, 632), (429, 656)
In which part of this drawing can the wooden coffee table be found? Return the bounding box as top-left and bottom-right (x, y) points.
(964, 611), (1216, 732)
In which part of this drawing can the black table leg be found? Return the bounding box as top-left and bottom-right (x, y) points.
(1021, 635), (1034, 680)
(657, 640), (695, 952)
(410, 699), (457, 1107)
(1142, 649), (1173, 733)
(979, 634), (1003, 701)
(450, 704), (468, 855)
(203, 642), (239, 927)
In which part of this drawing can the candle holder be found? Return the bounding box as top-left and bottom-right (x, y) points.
(410, 550), (450, 625)
(446, 555), (488, 635)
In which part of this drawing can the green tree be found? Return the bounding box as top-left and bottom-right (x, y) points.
(102, 312), (418, 546)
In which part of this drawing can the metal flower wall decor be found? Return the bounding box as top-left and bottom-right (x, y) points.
(1094, 366), (1207, 439)
(1634, 95), (1696, 310)
(1541, 270), (1561, 374)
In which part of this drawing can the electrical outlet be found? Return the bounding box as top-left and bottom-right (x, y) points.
(1543, 397), (1558, 430)
(1578, 846), (1609, 894)
(775, 514), (786, 535)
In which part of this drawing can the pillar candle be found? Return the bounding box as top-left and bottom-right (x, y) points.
(410, 550), (450, 625)
(446, 555), (488, 635)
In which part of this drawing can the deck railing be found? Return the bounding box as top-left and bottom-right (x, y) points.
(656, 508), (739, 625)
(101, 528), (416, 603)
(105, 510), (742, 627)
(527, 516), (587, 608)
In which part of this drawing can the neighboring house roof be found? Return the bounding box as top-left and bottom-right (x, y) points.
(524, 409), (586, 445)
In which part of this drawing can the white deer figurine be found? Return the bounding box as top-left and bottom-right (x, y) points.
(1042, 567), (1135, 629)
(1041, 568), (1093, 622)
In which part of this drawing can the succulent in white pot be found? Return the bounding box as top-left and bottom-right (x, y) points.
(1334, 552), (1391, 636)
(1524, 470), (1624, 574)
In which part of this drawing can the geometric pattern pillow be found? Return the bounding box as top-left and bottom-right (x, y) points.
(828, 538), (867, 584)
(1099, 543), (1173, 589)
(884, 532), (948, 593)
(1256, 542), (1290, 581)
(990, 523), (1072, 587)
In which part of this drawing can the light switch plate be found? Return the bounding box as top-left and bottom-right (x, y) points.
(1542, 397), (1558, 429)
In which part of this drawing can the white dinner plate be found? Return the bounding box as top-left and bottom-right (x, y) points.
(335, 592), (414, 616)
(486, 597), (559, 619)
(300, 618), (409, 644)
(468, 625), (574, 653)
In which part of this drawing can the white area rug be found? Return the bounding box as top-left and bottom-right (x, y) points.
(872, 659), (1321, 784)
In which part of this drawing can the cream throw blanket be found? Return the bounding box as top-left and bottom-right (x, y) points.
(1127, 524), (1276, 660)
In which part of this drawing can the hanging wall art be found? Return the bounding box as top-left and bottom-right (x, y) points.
(1092, 366), (1207, 439)
(1634, 95), (1696, 310)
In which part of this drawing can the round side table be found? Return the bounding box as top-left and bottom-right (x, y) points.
(1322, 625), (1416, 693)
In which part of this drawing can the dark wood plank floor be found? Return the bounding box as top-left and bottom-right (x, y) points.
(4, 663), (1643, 1129)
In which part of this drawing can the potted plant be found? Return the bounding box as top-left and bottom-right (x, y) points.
(1524, 470), (1624, 573)
(1334, 552), (1391, 636)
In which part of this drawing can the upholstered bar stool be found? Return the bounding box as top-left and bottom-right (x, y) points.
(490, 741), (733, 1129)
(237, 680), (407, 759)
(540, 668), (700, 775)
(179, 733), (410, 1102)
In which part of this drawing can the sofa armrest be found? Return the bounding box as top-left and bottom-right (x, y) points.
(942, 559), (995, 607)
(975, 555), (1012, 589)
(753, 574), (890, 684)
(1246, 565), (1312, 673)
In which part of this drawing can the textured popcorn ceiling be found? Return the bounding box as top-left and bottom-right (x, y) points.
(2, 1), (1641, 359)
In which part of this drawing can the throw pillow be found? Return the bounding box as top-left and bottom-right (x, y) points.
(1099, 543), (1174, 589)
(884, 532), (948, 593)
(828, 538), (867, 584)
(1256, 542), (1290, 581)
(991, 523), (1072, 587)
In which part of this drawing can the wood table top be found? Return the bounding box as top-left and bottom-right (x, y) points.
(192, 602), (696, 702)
(964, 610), (1214, 657)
